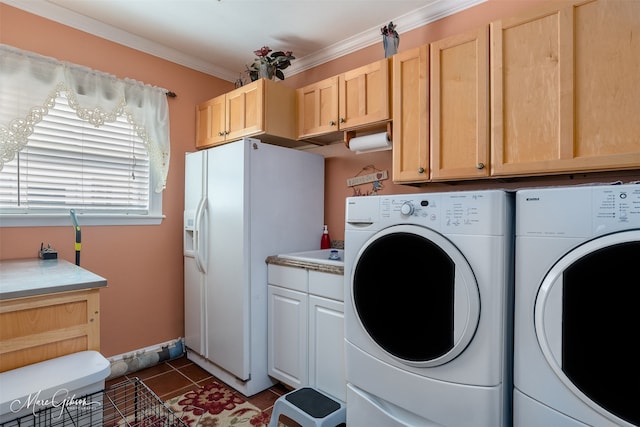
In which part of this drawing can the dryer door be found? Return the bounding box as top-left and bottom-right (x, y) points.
(535, 231), (640, 427)
(352, 224), (480, 367)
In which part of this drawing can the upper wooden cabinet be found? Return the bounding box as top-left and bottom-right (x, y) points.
(297, 76), (340, 139)
(196, 95), (224, 148)
(393, 28), (489, 184)
(297, 59), (390, 141)
(491, 0), (640, 176)
(196, 78), (296, 149)
(430, 26), (489, 181)
(339, 59), (390, 129)
(392, 46), (430, 184)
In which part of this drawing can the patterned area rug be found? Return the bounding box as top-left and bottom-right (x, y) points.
(165, 381), (272, 426)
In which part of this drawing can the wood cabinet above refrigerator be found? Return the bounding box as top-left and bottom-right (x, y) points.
(195, 78), (297, 149)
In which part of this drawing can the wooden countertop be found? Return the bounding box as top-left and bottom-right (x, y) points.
(0, 258), (107, 300)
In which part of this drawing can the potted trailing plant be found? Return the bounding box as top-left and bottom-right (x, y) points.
(246, 46), (295, 81)
(381, 22), (399, 58)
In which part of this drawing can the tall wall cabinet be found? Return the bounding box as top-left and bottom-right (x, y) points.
(430, 26), (489, 181)
(392, 0), (640, 184)
(491, 0), (640, 176)
(393, 26), (489, 184)
(392, 46), (429, 183)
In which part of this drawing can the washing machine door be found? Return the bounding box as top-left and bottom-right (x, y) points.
(535, 230), (640, 427)
(352, 224), (480, 368)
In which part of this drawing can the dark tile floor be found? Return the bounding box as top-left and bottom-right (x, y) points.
(106, 355), (293, 423)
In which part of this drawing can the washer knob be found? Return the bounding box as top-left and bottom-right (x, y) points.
(400, 202), (414, 216)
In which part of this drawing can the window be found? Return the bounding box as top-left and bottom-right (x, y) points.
(0, 95), (162, 227)
(0, 44), (170, 227)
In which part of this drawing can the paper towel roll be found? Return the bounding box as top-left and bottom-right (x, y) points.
(349, 132), (391, 154)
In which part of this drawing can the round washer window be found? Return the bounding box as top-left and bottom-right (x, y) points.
(352, 225), (480, 367)
(536, 231), (640, 426)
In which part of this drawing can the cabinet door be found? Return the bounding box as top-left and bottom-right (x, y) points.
(196, 96), (226, 149)
(226, 79), (264, 140)
(268, 285), (308, 388)
(339, 59), (390, 129)
(208, 95), (227, 146)
(0, 289), (100, 372)
(431, 26), (489, 180)
(309, 295), (346, 402)
(571, 0), (640, 170)
(297, 76), (340, 138)
(491, 2), (575, 176)
(491, 0), (640, 176)
(392, 46), (429, 183)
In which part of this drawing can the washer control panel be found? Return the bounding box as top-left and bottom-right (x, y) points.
(592, 185), (640, 233)
(517, 183), (640, 237)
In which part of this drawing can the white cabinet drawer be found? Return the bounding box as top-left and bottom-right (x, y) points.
(309, 270), (343, 301)
(268, 264), (308, 293)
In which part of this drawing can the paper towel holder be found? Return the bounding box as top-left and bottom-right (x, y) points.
(344, 122), (392, 151)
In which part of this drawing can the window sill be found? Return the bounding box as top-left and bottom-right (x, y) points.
(0, 214), (165, 227)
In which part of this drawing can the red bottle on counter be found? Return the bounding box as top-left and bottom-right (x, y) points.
(321, 225), (331, 249)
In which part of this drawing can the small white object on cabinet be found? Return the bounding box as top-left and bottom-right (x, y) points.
(268, 264), (346, 403)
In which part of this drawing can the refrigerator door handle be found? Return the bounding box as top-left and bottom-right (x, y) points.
(194, 197), (208, 274)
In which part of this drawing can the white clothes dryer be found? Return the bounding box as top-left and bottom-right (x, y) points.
(344, 190), (514, 427)
(514, 183), (640, 427)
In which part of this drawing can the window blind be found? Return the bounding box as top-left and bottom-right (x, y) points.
(0, 95), (151, 215)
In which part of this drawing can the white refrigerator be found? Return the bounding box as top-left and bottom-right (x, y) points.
(183, 138), (324, 396)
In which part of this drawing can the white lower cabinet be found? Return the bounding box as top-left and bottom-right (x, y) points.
(268, 286), (308, 388)
(308, 294), (346, 402)
(267, 265), (346, 402)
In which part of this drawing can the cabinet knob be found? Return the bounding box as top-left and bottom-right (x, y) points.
(340, 118), (346, 124)
(225, 131), (229, 135)
(418, 167), (425, 174)
(329, 121), (336, 126)
(476, 162), (485, 170)
(218, 131), (224, 136)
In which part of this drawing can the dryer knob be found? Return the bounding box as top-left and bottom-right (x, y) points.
(400, 202), (414, 216)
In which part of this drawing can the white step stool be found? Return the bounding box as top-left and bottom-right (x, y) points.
(269, 387), (346, 427)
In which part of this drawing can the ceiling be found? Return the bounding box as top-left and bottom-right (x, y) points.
(4, 0), (485, 83)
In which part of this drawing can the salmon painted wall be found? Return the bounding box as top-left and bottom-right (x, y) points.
(289, 0), (552, 242)
(0, 4), (234, 357)
(3, 0), (637, 357)
(290, 0), (640, 242)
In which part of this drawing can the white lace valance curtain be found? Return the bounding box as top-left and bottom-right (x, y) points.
(0, 44), (170, 192)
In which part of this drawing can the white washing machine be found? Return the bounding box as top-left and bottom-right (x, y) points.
(344, 190), (514, 427)
(514, 183), (640, 427)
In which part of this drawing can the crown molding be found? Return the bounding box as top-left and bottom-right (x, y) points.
(288, 0), (486, 75)
(3, 0), (485, 82)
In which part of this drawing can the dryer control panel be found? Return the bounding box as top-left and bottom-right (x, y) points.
(346, 190), (511, 235)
